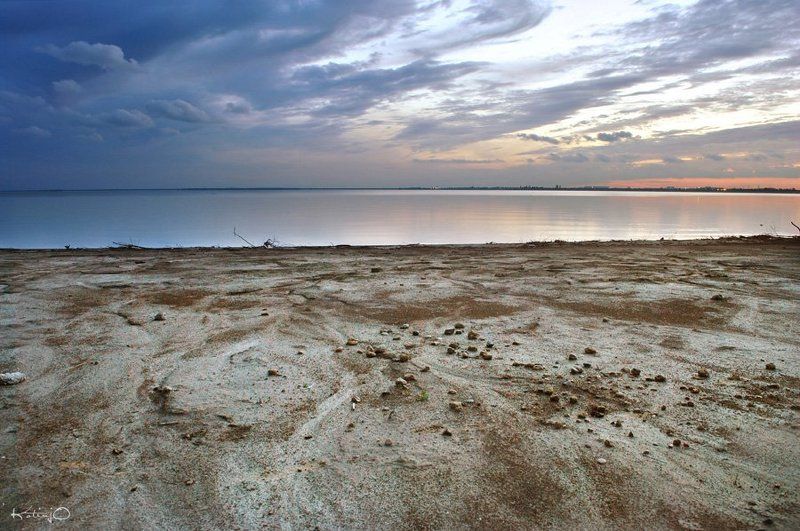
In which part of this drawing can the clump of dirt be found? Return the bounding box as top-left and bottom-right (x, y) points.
(206, 297), (264, 311)
(146, 288), (210, 308)
(347, 295), (520, 323)
(548, 297), (733, 327)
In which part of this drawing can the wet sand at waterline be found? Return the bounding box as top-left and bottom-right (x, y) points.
(1, 237), (799, 529)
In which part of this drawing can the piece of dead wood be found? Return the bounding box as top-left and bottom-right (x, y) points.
(233, 227), (255, 247)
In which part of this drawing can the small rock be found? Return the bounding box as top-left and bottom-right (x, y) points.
(153, 312), (165, 322)
(597, 458), (607, 464)
(630, 368), (641, 377)
(589, 404), (607, 418)
(447, 389), (457, 395)
(400, 323), (410, 329)
(370, 267), (382, 273)
(697, 369), (709, 379)
(0, 372), (26, 386)
(449, 401), (463, 412)
(442, 428), (452, 436)
(710, 294), (726, 301)
(444, 328), (455, 335)
(403, 373), (416, 382)
(384, 439), (393, 447)
(346, 338), (358, 346)
(584, 347), (597, 355)
(673, 438), (681, 447)
(479, 351), (493, 360)
(395, 377), (408, 387)
(454, 323), (465, 329)
(765, 363), (776, 371)
(604, 439), (613, 448)
(421, 365), (431, 372)
(267, 369), (280, 377)
(568, 354), (577, 361)
(467, 330), (479, 340)
(654, 374), (667, 383)
(184, 479), (195, 486)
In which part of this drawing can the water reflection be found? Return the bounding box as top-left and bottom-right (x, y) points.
(1, 190), (798, 248)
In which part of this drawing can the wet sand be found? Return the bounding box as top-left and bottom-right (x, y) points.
(1, 238), (799, 529)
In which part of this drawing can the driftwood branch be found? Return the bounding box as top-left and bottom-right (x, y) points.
(233, 227), (256, 247)
(791, 221), (800, 233)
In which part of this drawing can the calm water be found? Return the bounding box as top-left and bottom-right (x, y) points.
(1, 189), (799, 248)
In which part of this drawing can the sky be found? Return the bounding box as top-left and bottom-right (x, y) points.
(1, 0), (799, 190)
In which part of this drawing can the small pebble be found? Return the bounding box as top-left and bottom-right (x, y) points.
(0, 372), (26, 386)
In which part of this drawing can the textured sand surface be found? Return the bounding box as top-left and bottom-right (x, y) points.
(1, 238), (799, 529)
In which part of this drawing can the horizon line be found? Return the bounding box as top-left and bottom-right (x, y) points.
(1, 185), (799, 194)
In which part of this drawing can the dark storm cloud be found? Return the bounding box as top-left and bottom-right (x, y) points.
(595, 131), (633, 143)
(39, 41), (138, 70)
(516, 133), (560, 144)
(146, 100), (212, 123)
(100, 109), (153, 128)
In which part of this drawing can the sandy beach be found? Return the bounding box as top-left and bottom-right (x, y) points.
(1, 237), (799, 529)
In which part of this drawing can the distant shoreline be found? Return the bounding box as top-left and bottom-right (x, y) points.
(2, 234), (796, 252)
(1, 186), (799, 194)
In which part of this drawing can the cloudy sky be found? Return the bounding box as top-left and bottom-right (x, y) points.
(1, 0), (799, 190)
